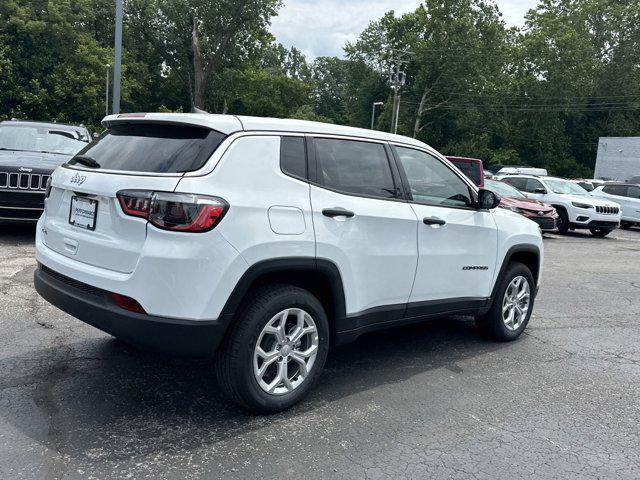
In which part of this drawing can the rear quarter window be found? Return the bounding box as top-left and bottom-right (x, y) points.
(280, 136), (307, 179)
(69, 123), (226, 173)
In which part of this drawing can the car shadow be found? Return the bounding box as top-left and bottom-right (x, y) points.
(0, 222), (36, 245)
(0, 316), (506, 463)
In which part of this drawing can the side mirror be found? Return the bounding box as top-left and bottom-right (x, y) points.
(92, 132), (99, 139)
(477, 189), (501, 210)
(533, 187), (546, 194)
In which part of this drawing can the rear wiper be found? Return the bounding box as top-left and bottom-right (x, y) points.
(72, 155), (101, 168)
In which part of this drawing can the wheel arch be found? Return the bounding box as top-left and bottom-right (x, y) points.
(551, 203), (568, 213)
(218, 257), (347, 341)
(489, 245), (541, 307)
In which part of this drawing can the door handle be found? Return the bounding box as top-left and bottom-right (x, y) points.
(322, 208), (355, 218)
(423, 216), (446, 226)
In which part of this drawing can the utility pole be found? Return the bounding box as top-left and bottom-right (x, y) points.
(105, 64), (110, 117)
(388, 49), (410, 134)
(112, 0), (123, 114)
(371, 102), (384, 130)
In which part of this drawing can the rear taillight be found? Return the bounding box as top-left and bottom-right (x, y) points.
(117, 190), (152, 218)
(116, 190), (228, 233)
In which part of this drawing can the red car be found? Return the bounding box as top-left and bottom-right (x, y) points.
(485, 179), (558, 231)
(446, 156), (484, 188)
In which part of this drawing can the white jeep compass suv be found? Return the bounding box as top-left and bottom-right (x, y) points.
(497, 174), (621, 236)
(35, 113), (544, 413)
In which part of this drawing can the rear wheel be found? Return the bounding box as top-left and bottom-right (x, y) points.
(476, 262), (535, 341)
(620, 221), (632, 229)
(215, 284), (329, 414)
(589, 227), (613, 237)
(555, 208), (570, 234)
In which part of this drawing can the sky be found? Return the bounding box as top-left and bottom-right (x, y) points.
(270, 0), (538, 59)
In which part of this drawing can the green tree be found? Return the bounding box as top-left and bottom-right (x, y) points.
(129, 0), (281, 111)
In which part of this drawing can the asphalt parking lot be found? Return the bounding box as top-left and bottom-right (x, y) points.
(1, 225), (640, 480)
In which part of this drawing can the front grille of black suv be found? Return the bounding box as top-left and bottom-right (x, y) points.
(595, 206), (619, 215)
(0, 171), (50, 191)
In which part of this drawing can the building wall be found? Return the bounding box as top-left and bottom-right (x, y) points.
(595, 137), (640, 181)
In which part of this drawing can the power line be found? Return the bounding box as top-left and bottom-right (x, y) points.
(410, 89), (640, 100)
(400, 101), (640, 112)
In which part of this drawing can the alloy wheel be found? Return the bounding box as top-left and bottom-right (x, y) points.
(253, 308), (319, 395)
(502, 276), (531, 331)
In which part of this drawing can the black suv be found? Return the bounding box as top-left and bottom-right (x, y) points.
(0, 120), (91, 222)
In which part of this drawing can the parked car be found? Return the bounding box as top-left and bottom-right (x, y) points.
(34, 113), (544, 413)
(485, 179), (558, 231)
(486, 164), (548, 176)
(446, 156), (484, 187)
(0, 120), (91, 222)
(590, 183), (640, 228)
(497, 174), (621, 236)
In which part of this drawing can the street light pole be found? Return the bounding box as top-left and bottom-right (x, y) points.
(112, 0), (123, 114)
(105, 64), (110, 117)
(371, 102), (384, 130)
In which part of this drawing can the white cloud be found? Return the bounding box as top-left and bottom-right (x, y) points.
(270, 0), (539, 59)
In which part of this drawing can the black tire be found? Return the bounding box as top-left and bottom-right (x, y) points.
(215, 284), (329, 414)
(555, 207), (570, 234)
(589, 227), (613, 237)
(476, 262), (535, 342)
(620, 221), (631, 230)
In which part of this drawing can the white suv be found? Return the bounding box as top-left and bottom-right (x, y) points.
(497, 175), (621, 236)
(35, 113), (543, 413)
(590, 183), (640, 229)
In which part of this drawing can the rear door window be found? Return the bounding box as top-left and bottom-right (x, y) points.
(627, 186), (640, 199)
(524, 179), (545, 193)
(502, 177), (527, 191)
(603, 185), (628, 196)
(314, 138), (398, 199)
(68, 123), (226, 173)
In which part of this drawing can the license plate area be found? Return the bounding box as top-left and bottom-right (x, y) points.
(69, 196), (98, 230)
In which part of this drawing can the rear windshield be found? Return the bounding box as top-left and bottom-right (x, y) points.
(68, 123), (226, 173)
(450, 160), (481, 185)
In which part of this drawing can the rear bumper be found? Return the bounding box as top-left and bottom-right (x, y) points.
(34, 265), (227, 357)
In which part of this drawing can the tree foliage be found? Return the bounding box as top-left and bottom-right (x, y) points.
(1, 0), (638, 175)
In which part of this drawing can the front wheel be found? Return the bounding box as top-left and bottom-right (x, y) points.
(476, 262), (535, 341)
(589, 227), (613, 237)
(215, 284), (329, 414)
(556, 208), (570, 234)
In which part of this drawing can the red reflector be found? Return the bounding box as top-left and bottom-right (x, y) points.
(111, 293), (146, 314)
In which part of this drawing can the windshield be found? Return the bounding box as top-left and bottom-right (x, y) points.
(485, 179), (525, 198)
(0, 124), (89, 155)
(545, 178), (588, 195)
